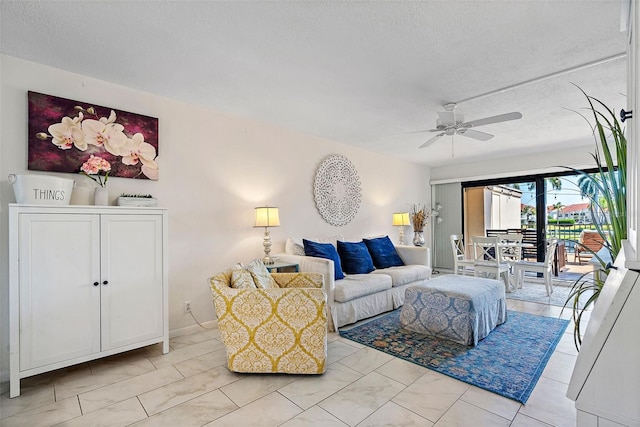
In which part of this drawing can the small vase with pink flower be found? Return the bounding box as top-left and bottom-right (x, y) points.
(80, 155), (111, 206)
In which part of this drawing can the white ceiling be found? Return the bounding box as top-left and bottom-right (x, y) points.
(0, 1), (629, 167)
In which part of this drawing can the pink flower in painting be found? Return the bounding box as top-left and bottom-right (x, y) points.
(122, 133), (158, 168)
(98, 110), (117, 125)
(82, 110), (128, 155)
(142, 157), (159, 181)
(80, 155), (111, 187)
(48, 114), (86, 150)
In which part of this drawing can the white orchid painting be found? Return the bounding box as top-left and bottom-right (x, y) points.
(28, 91), (159, 180)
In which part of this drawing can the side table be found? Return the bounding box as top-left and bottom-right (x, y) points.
(265, 261), (300, 273)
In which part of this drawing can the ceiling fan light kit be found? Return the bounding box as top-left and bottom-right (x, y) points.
(435, 114), (464, 130)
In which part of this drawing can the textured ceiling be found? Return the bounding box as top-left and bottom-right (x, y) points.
(0, 1), (628, 167)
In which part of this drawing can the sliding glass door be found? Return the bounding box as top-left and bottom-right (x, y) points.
(462, 172), (607, 261)
(462, 179), (540, 260)
(461, 170), (603, 263)
(431, 169), (607, 271)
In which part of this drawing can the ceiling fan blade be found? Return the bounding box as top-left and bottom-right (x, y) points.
(403, 128), (440, 134)
(419, 133), (445, 148)
(457, 128), (493, 141)
(463, 112), (522, 128)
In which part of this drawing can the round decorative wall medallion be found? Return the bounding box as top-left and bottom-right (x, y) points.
(313, 154), (362, 226)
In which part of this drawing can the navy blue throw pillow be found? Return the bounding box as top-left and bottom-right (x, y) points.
(337, 241), (375, 274)
(363, 236), (405, 269)
(303, 239), (345, 280)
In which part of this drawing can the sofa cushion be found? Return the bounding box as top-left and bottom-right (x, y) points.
(371, 265), (431, 287)
(303, 239), (345, 280)
(363, 236), (405, 269)
(244, 258), (279, 289)
(337, 240), (375, 274)
(286, 235), (343, 256)
(230, 269), (257, 290)
(334, 274), (393, 303)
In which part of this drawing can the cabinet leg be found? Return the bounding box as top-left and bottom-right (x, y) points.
(162, 339), (169, 354)
(10, 377), (20, 398)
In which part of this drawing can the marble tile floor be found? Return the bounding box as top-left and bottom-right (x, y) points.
(0, 299), (586, 427)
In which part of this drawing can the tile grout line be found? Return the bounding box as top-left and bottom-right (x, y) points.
(456, 392), (520, 424)
(136, 395), (150, 419)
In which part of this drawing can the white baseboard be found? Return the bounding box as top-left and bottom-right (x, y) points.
(169, 319), (218, 339)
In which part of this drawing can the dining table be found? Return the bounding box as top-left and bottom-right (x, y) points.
(468, 239), (535, 292)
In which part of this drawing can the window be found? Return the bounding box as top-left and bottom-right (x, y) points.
(462, 170), (605, 262)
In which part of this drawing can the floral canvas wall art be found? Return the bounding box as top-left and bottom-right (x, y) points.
(28, 91), (159, 180)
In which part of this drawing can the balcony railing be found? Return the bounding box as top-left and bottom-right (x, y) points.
(488, 223), (605, 254)
(543, 223), (604, 252)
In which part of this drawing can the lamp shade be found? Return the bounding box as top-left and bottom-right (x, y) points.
(392, 212), (410, 226)
(254, 207), (280, 227)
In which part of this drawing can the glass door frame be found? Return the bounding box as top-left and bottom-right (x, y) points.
(461, 167), (604, 262)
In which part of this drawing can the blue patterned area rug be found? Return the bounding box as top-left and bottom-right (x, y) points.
(507, 281), (592, 309)
(506, 282), (573, 307)
(340, 310), (568, 404)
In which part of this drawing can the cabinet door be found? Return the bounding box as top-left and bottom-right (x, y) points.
(19, 214), (101, 370)
(100, 214), (164, 350)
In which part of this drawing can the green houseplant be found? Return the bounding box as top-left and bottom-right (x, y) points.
(563, 86), (627, 349)
(116, 193), (158, 207)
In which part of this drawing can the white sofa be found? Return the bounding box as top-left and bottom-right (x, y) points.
(277, 237), (432, 331)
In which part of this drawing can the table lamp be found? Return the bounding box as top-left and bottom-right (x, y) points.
(254, 206), (280, 264)
(392, 212), (410, 245)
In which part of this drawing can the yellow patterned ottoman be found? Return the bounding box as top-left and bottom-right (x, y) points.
(399, 274), (507, 346)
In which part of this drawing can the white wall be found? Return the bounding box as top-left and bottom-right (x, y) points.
(430, 148), (598, 184)
(0, 55), (431, 381)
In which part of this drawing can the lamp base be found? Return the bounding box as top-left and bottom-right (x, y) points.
(398, 227), (405, 245)
(262, 228), (274, 265)
(262, 255), (275, 265)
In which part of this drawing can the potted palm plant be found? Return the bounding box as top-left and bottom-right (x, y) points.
(563, 86), (627, 349)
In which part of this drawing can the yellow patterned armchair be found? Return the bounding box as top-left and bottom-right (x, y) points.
(209, 270), (327, 374)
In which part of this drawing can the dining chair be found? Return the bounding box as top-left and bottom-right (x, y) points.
(496, 233), (523, 263)
(472, 236), (510, 292)
(521, 228), (538, 260)
(512, 238), (558, 296)
(450, 234), (475, 275)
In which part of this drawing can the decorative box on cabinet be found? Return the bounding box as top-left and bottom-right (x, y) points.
(8, 204), (169, 398)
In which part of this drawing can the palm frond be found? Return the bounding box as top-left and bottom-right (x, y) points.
(563, 85), (626, 350)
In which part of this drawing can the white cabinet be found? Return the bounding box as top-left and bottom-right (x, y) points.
(567, 243), (640, 426)
(9, 205), (169, 398)
(17, 213), (102, 371)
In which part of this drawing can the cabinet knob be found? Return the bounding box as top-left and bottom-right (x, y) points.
(102, 280), (109, 285)
(93, 282), (99, 287)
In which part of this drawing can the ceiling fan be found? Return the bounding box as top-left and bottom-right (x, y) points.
(418, 103), (522, 149)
